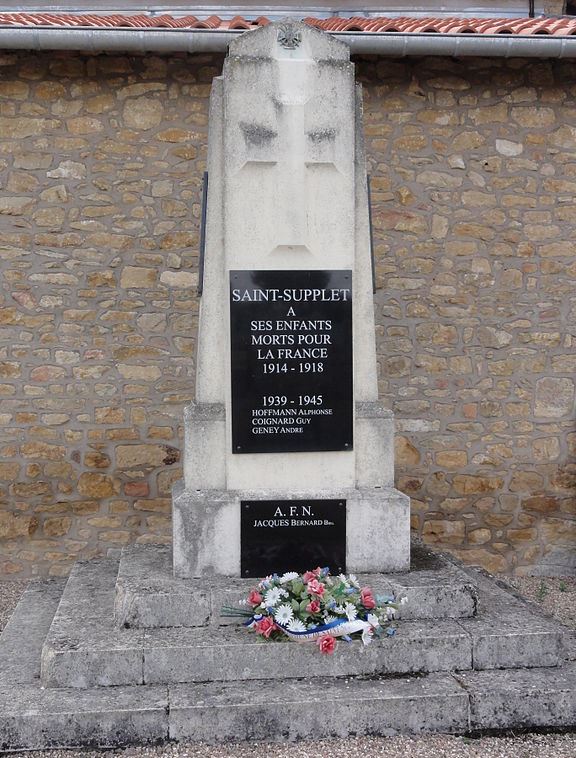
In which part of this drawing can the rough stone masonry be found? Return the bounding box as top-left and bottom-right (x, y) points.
(0, 49), (574, 578)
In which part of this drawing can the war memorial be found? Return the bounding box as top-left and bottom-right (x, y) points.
(0, 21), (574, 750)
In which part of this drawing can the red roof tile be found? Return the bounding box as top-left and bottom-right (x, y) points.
(1, 13), (576, 36)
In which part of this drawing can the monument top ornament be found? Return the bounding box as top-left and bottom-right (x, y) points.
(277, 22), (302, 49)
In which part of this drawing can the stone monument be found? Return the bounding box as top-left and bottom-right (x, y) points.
(173, 20), (410, 578)
(1, 22), (573, 751)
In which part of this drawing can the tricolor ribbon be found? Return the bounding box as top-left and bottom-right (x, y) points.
(247, 615), (376, 643)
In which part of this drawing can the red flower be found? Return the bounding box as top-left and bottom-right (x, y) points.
(306, 599), (321, 613)
(303, 569), (318, 583)
(248, 589), (263, 607)
(306, 579), (325, 596)
(317, 634), (336, 654)
(255, 617), (276, 638)
(360, 587), (376, 609)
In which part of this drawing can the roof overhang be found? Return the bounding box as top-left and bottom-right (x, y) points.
(2, 13), (576, 57)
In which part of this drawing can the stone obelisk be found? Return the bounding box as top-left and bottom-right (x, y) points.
(172, 21), (410, 577)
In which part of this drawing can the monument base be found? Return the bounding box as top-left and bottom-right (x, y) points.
(172, 481), (410, 579)
(115, 543), (478, 629)
(1, 542), (574, 750)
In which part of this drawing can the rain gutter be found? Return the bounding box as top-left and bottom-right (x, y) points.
(1, 27), (576, 57)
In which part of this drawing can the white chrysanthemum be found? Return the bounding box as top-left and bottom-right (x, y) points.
(334, 604), (346, 615)
(344, 603), (358, 621)
(367, 613), (380, 628)
(337, 574), (350, 587)
(324, 614), (337, 624)
(386, 607), (397, 621)
(264, 587), (284, 606)
(348, 574), (360, 588)
(274, 603), (294, 625)
(287, 618), (306, 632)
(279, 572), (299, 584)
(361, 627), (374, 646)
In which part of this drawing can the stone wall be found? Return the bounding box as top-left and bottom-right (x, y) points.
(0, 49), (574, 577)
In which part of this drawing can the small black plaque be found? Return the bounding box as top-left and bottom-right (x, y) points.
(230, 269), (353, 454)
(241, 499), (346, 578)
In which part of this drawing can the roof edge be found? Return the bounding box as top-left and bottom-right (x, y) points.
(2, 26), (576, 57)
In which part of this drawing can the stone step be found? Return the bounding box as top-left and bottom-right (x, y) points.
(114, 543), (478, 629)
(41, 557), (567, 689)
(2, 667), (576, 750)
(0, 683), (169, 752)
(0, 578), (64, 685)
(2, 557), (575, 750)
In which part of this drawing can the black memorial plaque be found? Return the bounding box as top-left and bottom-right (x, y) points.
(241, 499), (346, 577)
(230, 270), (353, 454)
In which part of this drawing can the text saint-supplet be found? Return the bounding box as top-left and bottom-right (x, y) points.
(232, 287), (351, 303)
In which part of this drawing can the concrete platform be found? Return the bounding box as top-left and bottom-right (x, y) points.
(1, 549), (575, 750)
(115, 543), (478, 629)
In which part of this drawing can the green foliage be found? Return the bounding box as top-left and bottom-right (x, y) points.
(536, 579), (548, 602)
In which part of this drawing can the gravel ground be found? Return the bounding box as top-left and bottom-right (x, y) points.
(2, 733), (576, 758)
(498, 575), (576, 630)
(1, 575), (575, 757)
(0, 579), (28, 633)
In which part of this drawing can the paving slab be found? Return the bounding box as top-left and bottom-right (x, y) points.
(457, 663), (576, 730)
(457, 608), (565, 670)
(114, 544), (478, 629)
(0, 684), (168, 752)
(454, 572), (567, 670)
(0, 578), (64, 685)
(41, 558), (144, 688)
(168, 673), (470, 741)
(42, 617), (145, 688)
(384, 568), (477, 621)
(143, 620), (471, 684)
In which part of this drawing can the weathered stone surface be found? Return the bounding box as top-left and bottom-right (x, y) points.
(395, 435), (421, 465)
(114, 544), (478, 629)
(169, 675), (469, 741)
(0, 579), (64, 686)
(144, 621), (471, 684)
(119, 266), (157, 289)
(159, 271), (198, 288)
(116, 444), (180, 469)
(535, 377), (575, 418)
(123, 97), (163, 130)
(77, 473), (118, 498)
(0, 685), (169, 751)
(0, 512), (38, 539)
(458, 664), (576, 730)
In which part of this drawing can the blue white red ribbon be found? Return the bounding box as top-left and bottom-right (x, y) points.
(247, 615), (376, 643)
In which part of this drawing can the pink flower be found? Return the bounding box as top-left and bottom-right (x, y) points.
(255, 617), (276, 638)
(248, 589), (263, 607)
(306, 599), (321, 613)
(306, 579), (325, 596)
(360, 587), (376, 609)
(303, 569), (320, 583)
(317, 634), (336, 654)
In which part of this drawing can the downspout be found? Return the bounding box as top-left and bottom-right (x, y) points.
(1, 28), (576, 57)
